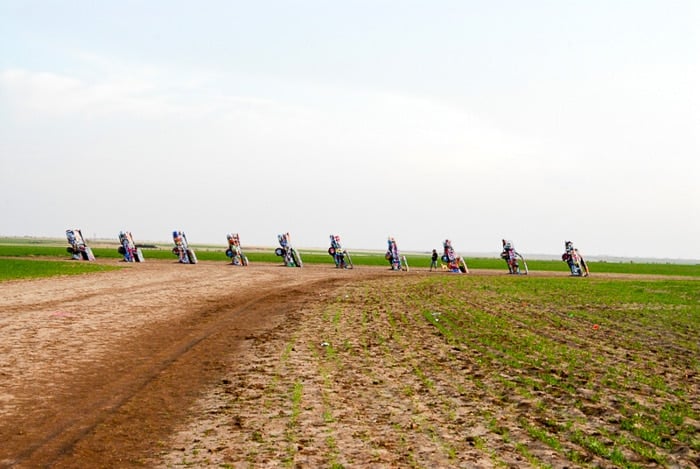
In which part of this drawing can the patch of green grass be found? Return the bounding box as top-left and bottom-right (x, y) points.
(405, 274), (698, 467)
(521, 419), (562, 451)
(0, 258), (121, 281)
(0, 244), (76, 258)
(289, 381), (303, 426)
(282, 380), (304, 467)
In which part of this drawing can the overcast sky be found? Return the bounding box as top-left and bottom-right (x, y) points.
(1, 1), (698, 259)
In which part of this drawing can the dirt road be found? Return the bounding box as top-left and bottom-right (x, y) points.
(0, 260), (386, 468)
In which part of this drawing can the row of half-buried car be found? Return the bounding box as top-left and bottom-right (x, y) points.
(64, 229), (589, 277)
(65, 229), (284, 267)
(65, 229), (199, 265)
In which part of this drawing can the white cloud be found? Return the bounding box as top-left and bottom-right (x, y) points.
(0, 68), (172, 118)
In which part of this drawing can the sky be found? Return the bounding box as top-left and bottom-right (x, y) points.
(1, 1), (698, 260)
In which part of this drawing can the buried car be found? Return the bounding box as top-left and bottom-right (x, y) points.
(66, 229), (95, 261)
(328, 234), (353, 269)
(441, 239), (469, 273)
(172, 231), (197, 264)
(275, 232), (302, 267)
(225, 233), (249, 266)
(117, 231), (145, 262)
(500, 239), (528, 274)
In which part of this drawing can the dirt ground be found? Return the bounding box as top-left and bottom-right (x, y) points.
(0, 260), (696, 468)
(0, 260), (389, 468)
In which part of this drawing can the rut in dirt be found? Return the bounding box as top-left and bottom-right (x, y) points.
(0, 276), (342, 469)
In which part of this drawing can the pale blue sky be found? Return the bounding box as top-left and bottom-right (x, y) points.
(1, 1), (698, 259)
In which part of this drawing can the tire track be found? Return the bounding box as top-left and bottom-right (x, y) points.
(0, 270), (349, 468)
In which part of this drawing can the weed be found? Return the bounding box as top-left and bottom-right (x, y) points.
(522, 420), (562, 451)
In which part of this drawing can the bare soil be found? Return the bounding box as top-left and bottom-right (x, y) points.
(0, 261), (696, 468)
(0, 260), (387, 468)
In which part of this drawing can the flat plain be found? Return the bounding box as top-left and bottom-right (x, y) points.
(0, 254), (697, 468)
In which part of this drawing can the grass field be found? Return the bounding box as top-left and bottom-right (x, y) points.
(0, 258), (121, 280)
(182, 272), (699, 467)
(1, 242), (699, 281)
(330, 276), (700, 467)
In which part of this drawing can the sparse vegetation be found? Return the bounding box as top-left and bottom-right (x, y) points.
(190, 273), (698, 467)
